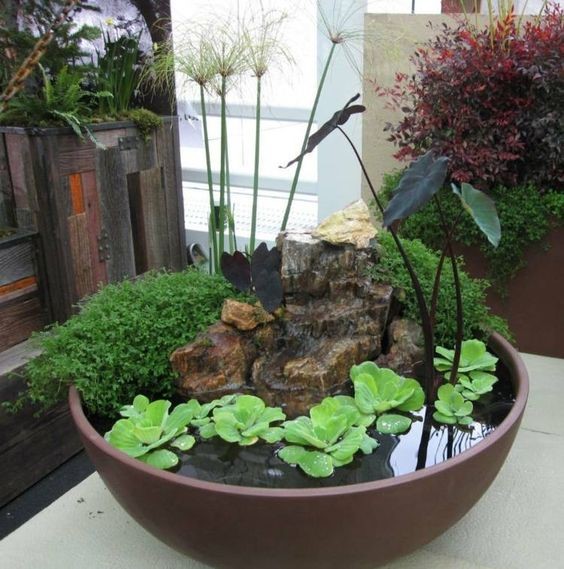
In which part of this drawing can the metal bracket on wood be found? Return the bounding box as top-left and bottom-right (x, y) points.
(118, 136), (140, 151)
(97, 229), (110, 262)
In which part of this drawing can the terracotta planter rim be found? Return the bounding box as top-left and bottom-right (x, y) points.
(69, 331), (528, 499)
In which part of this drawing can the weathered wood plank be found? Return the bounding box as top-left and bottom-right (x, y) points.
(0, 338), (41, 378)
(4, 133), (35, 228)
(155, 120), (186, 271)
(29, 135), (74, 322)
(58, 135), (95, 176)
(0, 277), (37, 302)
(0, 239), (35, 286)
(0, 291), (44, 351)
(69, 173), (85, 214)
(68, 212), (95, 299)
(96, 146), (136, 281)
(128, 167), (169, 272)
(0, 134), (16, 227)
(82, 170), (107, 288)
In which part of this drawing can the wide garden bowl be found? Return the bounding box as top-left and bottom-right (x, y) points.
(69, 332), (528, 569)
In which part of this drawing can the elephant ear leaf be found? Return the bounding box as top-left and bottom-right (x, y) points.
(220, 251), (251, 292)
(281, 93), (365, 168)
(452, 183), (501, 247)
(251, 242), (281, 283)
(383, 151), (449, 227)
(254, 267), (283, 313)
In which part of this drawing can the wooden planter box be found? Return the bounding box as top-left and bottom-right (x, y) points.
(456, 225), (564, 358)
(0, 229), (47, 352)
(0, 117), (186, 325)
(0, 340), (83, 507)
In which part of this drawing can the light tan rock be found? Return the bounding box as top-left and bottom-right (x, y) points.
(312, 200), (377, 248)
(221, 299), (274, 331)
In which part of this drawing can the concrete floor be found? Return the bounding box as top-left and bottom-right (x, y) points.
(1, 353), (563, 569)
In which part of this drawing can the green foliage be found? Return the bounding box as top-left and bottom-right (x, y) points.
(106, 395), (197, 469)
(198, 395), (286, 446)
(434, 340), (499, 402)
(369, 231), (511, 347)
(0, 65), (103, 145)
(125, 108), (162, 140)
(433, 384), (473, 426)
(434, 340), (498, 375)
(96, 30), (142, 115)
(378, 173), (564, 291)
(279, 397), (379, 478)
(16, 270), (241, 418)
(350, 362), (424, 434)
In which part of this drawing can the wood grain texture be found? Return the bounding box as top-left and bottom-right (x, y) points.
(0, 134), (15, 227)
(69, 173), (85, 214)
(68, 212), (95, 299)
(29, 135), (74, 322)
(5, 134), (36, 228)
(0, 277), (37, 300)
(0, 347), (81, 507)
(155, 120), (186, 271)
(0, 291), (44, 351)
(96, 146), (136, 281)
(82, 170), (107, 288)
(128, 167), (169, 272)
(0, 239), (35, 286)
(58, 135), (95, 176)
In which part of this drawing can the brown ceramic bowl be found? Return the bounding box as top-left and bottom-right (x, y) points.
(69, 333), (528, 569)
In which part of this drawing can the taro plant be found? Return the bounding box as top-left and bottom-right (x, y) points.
(433, 384), (473, 427)
(350, 362), (425, 434)
(282, 92), (502, 462)
(199, 395), (286, 446)
(106, 395), (199, 469)
(279, 397), (379, 478)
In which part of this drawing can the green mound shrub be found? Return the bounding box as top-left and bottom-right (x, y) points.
(13, 270), (241, 418)
(378, 172), (564, 292)
(370, 232), (510, 347)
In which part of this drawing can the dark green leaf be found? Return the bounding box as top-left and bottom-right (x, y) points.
(383, 151), (449, 227)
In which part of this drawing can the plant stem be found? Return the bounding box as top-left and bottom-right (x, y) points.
(434, 196), (464, 385)
(249, 75), (262, 252)
(337, 127), (435, 399)
(280, 42), (336, 232)
(224, 123), (235, 254)
(200, 85), (218, 273)
(218, 76), (227, 258)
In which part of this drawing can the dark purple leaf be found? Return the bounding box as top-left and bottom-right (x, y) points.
(250, 242), (281, 284)
(383, 151), (449, 227)
(220, 251), (251, 292)
(281, 94), (366, 168)
(253, 268), (283, 313)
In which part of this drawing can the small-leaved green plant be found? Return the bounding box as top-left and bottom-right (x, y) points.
(350, 362), (425, 434)
(433, 384), (473, 426)
(278, 397), (379, 478)
(106, 395), (198, 470)
(199, 395), (286, 446)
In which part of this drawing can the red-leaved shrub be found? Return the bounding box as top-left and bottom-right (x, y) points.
(376, 4), (563, 191)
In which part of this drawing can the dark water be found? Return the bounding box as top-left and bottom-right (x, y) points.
(92, 367), (515, 489)
(170, 370), (515, 489)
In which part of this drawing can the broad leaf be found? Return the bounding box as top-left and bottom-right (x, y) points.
(282, 417), (327, 449)
(383, 151), (449, 227)
(278, 445), (307, 464)
(452, 183), (501, 247)
(282, 94), (365, 168)
(139, 449), (178, 470)
(325, 426), (364, 461)
(376, 414), (412, 435)
(220, 251), (251, 292)
(171, 434), (196, 451)
(296, 450), (334, 478)
(254, 267), (283, 313)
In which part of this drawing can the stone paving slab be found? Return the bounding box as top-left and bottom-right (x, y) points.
(1, 353), (562, 569)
